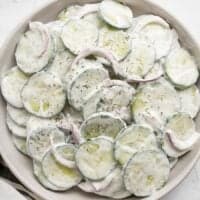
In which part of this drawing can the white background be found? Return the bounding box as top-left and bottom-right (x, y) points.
(0, 0), (200, 199)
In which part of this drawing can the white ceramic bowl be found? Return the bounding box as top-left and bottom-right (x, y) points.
(1, 0), (200, 200)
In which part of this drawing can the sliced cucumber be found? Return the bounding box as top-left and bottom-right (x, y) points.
(145, 62), (164, 80)
(57, 5), (82, 21)
(26, 114), (72, 144)
(162, 133), (187, 158)
(64, 58), (104, 93)
(84, 12), (105, 29)
(12, 135), (28, 155)
(68, 66), (109, 111)
(99, 0), (133, 29)
(61, 19), (98, 55)
(80, 112), (126, 140)
(96, 167), (131, 199)
(132, 78), (180, 127)
(21, 71), (66, 118)
(52, 144), (76, 168)
(42, 148), (82, 189)
(114, 125), (157, 166)
(75, 3), (100, 19)
(47, 50), (74, 80)
(165, 48), (199, 88)
(15, 22), (54, 74)
(75, 137), (116, 180)
(46, 21), (66, 53)
(7, 104), (31, 127)
(179, 85), (200, 118)
(117, 35), (155, 81)
(124, 150), (170, 197)
(83, 80), (135, 122)
(27, 126), (66, 162)
(1, 67), (29, 108)
(98, 25), (131, 61)
(33, 160), (66, 191)
(6, 114), (27, 138)
(27, 114), (61, 132)
(130, 15), (172, 59)
(165, 113), (200, 151)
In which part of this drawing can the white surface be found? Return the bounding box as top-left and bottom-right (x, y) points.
(0, 0), (200, 200)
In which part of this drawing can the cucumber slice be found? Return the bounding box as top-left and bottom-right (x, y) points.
(75, 3), (99, 19)
(117, 35), (155, 81)
(46, 21), (66, 53)
(27, 126), (66, 162)
(7, 104), (31, 127)
(27, 114), (66, 132)
(15, 22), (54, 74)
(124, 150), (170, 197)
(132, 78), (180, 127)
(75, 137), (116, 180)
(47, 50), (74, 80)
(6, 114), (27, 138)
(42, 148), (82, 189)
(162, 133), (187, 158)
(57, 5), (82, 21)
(145, 62), (164, 80)
(61, 19), (98, 55)
(64, 58), (104, 93)
(179, 85), (200, 118)
(130, 15), (172, 59)
(21, 71), (66, 118)
(165, 113), (200, 151)
(80, 112), (126, 140)
(26, 115), (73, 144)
(52, 144), (76, 168)
(33, 160), (66, 191)
(12, 135), (28, 155)
(83, 80), (135, 122)
(68, 66), (109, 111)
(165, 48), (199, 88)
(84, 12), (105, 29)
(114, 125), (157, 166)
(96, 167), (131, 199)
(99, 0), (133, 29)
(1, 67), (29, 108)
(98, 25), (131, 61)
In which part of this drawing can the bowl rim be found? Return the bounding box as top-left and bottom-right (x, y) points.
(0, 0), (200, 200)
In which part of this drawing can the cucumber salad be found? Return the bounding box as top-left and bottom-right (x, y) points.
(1, 0), (200, 198)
